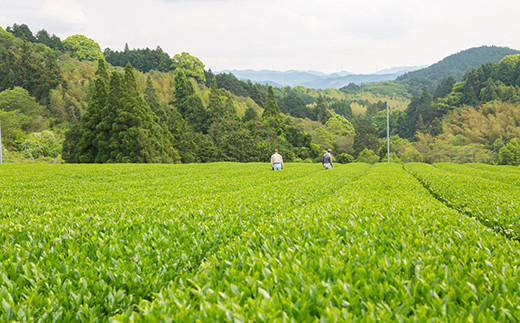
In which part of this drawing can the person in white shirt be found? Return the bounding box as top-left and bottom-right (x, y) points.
(270, 149), (284, 170)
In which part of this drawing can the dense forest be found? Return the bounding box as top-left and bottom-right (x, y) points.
(1, 23), (520, 165)
(396, 46), (520, 94)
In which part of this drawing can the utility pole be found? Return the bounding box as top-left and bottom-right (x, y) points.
(386, 102), (390, 163)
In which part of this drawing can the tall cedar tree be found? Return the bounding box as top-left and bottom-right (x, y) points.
(97, 71), (124, 162)
(315, 95), (331, 124)
(70, 60), (109, 162)
(207, 76), (225, 122)
(144, 76), (167, 123)
(167, 109), (197, 163)
(174, 69), (208, 133)
(174, 69), (194, 118)
(109, 64), (177, 163)
(262, 85), (280, 118)
(404, 88), (435, 138)
(224, 92), (237, 118)
(184, 95), (209, 133)
(76, 77), (108, 162)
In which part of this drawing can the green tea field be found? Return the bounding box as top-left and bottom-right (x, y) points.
(1, 162), (520, 321)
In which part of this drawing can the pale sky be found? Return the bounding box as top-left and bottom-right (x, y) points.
(1, 0), (519, 74)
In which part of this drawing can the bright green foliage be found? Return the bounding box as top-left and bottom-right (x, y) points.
(325, 114), (354, 136)
(0, 87), (43, 146)
(2, 163), (520, 321)
(401, 146), (424, 163)
(63, 35), (104, 61)
(436, 162), (520, 187)
(355, 148), (379, 164)
(171, 52), (206, 84)
(406, 162), (520, 240)
(498, 138), (520, 165)
(336, 152), (354, 163)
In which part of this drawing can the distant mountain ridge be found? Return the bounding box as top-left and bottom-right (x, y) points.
(219, 46), (520, 90)
(217, 66), (425, 89)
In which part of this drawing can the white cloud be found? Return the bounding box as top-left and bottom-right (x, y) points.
(41, 0), (87, 24)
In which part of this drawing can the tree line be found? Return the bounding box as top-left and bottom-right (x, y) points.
(62, 60), (318, 163)
(2, 22), (520, 166)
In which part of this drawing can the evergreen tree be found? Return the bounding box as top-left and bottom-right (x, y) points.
(35, 29), (51, 47)
(6, 24), (36, 42)
(184, 94), (209, 133)
(95, 58), (109, 82)
(207, 76), (225, 123)
(353, 118), (379, 157)
(17, 37), (42, 98)
(243, 106), (258, 122)
(224, 92), (237, 118)
(144, 76), (167, 123)
(109, 64), (175, 162)
(62, 123), (81, 163)
(418, 88), (435, 125)
(37, 52), (63, 102)
(315, 95), (331, 124)
(479, 79), (499, 102)
(404, 93), (422, 139)
(262, 86), (281, 119)
(75, 76), (108, 163)
(167, 109), (197, 163)
(430, 117), (443, 136)
(329, 99), (352, 120)
(415, 114), (426, 134)
(96, 71), (123, 162)
(174, 69), (194, 118)
(280, 92), (307, 119)
(249, 83), (266, 107)
(460, 69), (480, 106)
(434, 76), (455, 99)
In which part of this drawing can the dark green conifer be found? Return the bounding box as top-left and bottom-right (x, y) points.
(174, 69), (194, 118)
(96, 71), (123, 162)
(207, 76), (225, 122)
(95, 58), (109, 82)
(74, 59), (109, 162)
(315, 95), (331, 124)
(262, 86), (280, 119)
(144, 76), (167, 123)
(108, 64), (178, 163)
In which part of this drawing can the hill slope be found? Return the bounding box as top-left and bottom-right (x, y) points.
(397, 45), (520, 92)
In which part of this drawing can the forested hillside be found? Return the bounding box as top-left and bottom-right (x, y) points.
(1, 23), (520, 166)
(397, 46), (520, 94)
(0, 24), (325, 164)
